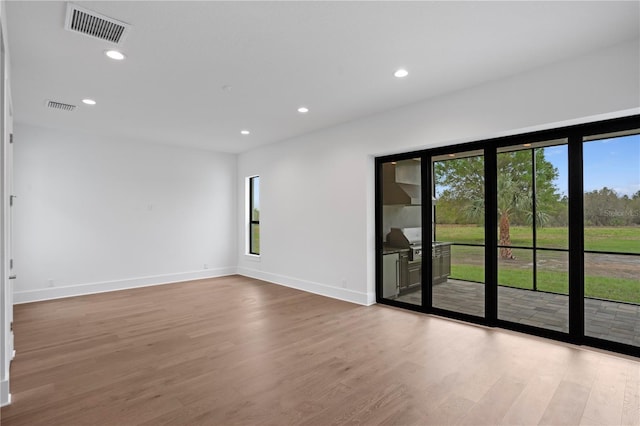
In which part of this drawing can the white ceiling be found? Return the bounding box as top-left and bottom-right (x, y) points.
(6, 1), (639, 154)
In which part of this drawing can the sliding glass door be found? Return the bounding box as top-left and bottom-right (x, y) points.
(583, 131), (640, 347)
(432, 149), (485, 317)
(375, 115), (639, 356)
(379, 157), (423, 306)
(496, 141), (569, 333)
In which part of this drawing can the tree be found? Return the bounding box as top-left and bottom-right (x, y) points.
(435, 149), (560, 258)
(584, 187), (640, 226)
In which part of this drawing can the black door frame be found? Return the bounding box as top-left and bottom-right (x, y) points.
(375, 114), (640, 357)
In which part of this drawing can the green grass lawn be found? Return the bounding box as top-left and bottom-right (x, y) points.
(430, 230), (640, 303)
(449, 264), (639, 303)
(584, 227), (640, 253)
(435, 224), (640, 253)
(251, 224), (260, 254)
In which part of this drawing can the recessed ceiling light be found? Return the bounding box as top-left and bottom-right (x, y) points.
(448, 154), (455, 157)
(394, 69), (409, 78)
(297, 107), (309, 113)
(241, 130), (250, 135)
(523, 143), (532, 147)
(105, 50), (126, 61)
(82, 99), (96, 105)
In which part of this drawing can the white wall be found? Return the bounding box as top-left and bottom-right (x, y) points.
(0, 0), (13, 407)
(236, 39), (640, 305)
(13, 124), (237, 303)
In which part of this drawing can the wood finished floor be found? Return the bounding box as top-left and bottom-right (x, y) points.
(1, 275), (639, 426)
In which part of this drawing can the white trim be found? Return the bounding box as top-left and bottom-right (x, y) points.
(13, 267), (237, 304)
(0, 379), (9, 407)
(238, 266), (375, 306)
(366, 154), (377, 305)
(0, 7), (12, 409)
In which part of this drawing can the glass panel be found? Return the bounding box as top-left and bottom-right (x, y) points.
(496, 142), (567, 250)
(251, 177), (260, 222)
(584, 253), (639, 304)
(380, 158), (422, 306)
(583, 132), (639, 347)
(498, 248), (568, 332)
(497, 148), (533, 249)
(449, 245), (485, 283)
(497, 140), (569, 333)
(250, 223), (260, 254)
(583, 134), (640, 254)
(536, 250), (569, 295)
(584, 253), (639, 346)
(536, 145), (568, 249)
(432, 150), (484, 317)
(433, 152), (485, 244)
(433, 245), (485, 317)
(498, 248), (533, 290)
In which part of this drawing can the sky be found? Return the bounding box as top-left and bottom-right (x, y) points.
(546, 134), (640, 197)
(252, 176), (260, 209)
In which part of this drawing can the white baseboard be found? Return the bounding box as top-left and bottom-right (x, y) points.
(0, 379), (9, 407)
(238, 267), (375, 306)
(13, 267), (237, 304)
(366, 291), (376, 306)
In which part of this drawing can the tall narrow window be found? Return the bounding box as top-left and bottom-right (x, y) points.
(249, 176), (260, 255)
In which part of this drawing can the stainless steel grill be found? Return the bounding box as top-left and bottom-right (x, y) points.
(387, 227), (422, 261)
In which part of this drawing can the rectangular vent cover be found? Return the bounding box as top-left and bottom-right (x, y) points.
(64, 3), (130, 45)
(47, 100), (76, 112)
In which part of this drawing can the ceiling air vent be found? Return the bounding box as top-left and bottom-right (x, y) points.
(64, 3), (130, 45)
(46, 100), (76, 112)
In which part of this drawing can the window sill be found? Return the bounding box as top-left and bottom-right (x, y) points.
(244, 253), (261, 262)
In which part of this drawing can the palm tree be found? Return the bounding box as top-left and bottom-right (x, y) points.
(467, 174), (549, 259)
(497, 175), (529, 259)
